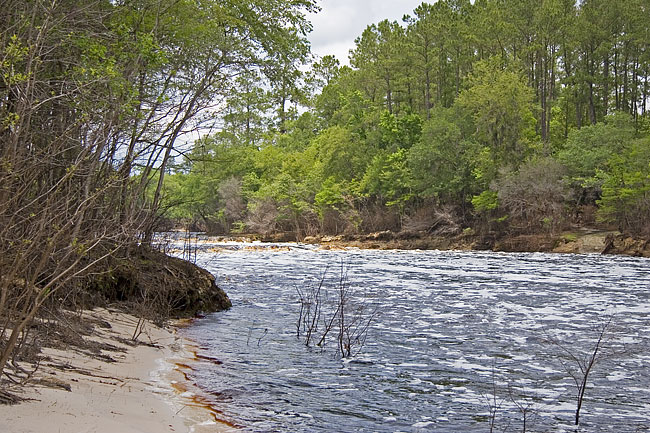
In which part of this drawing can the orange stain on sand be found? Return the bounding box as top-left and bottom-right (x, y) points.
(173, 358), (241, 429)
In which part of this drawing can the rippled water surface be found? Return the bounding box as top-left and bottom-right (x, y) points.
(177, 242), (650, 432)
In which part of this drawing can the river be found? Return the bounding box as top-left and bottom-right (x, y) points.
(175, 241), (650, 432)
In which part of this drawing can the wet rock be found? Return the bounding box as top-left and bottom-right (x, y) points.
(396, 230), (422, 240)
(602, 234), (650, 257)
(365, 231), (394, 241)
(493, 234), (558, 252)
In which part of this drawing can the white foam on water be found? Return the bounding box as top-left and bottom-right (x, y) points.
(606, 371), (630, 381)
(180, 245), (650, 432)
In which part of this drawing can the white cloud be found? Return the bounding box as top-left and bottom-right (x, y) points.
(306, 0), (426, 65)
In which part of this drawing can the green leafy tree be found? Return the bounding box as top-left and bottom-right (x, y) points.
(379, 111), (423, 151)
(598, 137), (650, 236)
(305, 55), (341, 105)
(350, 20), (407, 114)
(408, 107), (479, 205)
(457, 59), (540, 171)
(360, 148), (413, 210)
(154, 0), (650, 242)
(221, 72), (273, 147)
(557, 112), (635, 198)
(310, 125), (371, 182)
(264, 30), (311, 133)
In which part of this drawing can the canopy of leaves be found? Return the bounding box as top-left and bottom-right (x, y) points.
(156, 0), (650, 239)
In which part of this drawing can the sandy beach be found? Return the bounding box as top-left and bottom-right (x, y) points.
(0, 308), (236, 433)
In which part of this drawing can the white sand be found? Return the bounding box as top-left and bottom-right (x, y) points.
(0, 309), (236, 433)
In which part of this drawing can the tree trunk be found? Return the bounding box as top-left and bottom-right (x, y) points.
(425, 67), (432, 118)
(455, 47), (460, 97)
(540, 47), (548, 144)
(623, 42), (629, 112)
(632, 55), (639, 120)
(643, 75), (648, 116)
(588, 48), (597, 125)
(614, 50), (620, 110)
(548, 45), (556, 138)
(603, 54), (610, 116)
(385, 73), (393, 114)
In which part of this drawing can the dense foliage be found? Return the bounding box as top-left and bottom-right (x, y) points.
(165, 0), (650, 240)
(0, 0), (315, 378)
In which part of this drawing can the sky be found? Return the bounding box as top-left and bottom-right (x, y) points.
(306, 0), (426, 66)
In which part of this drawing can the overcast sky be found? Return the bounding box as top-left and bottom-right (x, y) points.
(306, 0), (426, 66)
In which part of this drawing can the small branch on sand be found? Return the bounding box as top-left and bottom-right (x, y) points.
(0, 389), (25, 405)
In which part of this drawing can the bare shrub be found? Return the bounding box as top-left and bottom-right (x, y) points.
(479, 363), (540, 433)
(218, 177), (246, 229)
(246, 198), (279, 236)
(317, 202), (363, 236)
(297, 208), (321, 239)
(358, 201), (401, 233)
(296, 271), (326, 346)
(493, 157), (569, 234)
(181, 230), (199, 264)
(296, 265), (376, 358)
(482, 367), (506, 433)
(333, 271), (376, 358)
(508, 387), (540, 433)
(342, 206), (363, 235)
(544, 316), (623, 426)
(402, 204), (461, 236)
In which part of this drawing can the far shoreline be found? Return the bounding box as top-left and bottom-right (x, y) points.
(161, 228), (650, 258)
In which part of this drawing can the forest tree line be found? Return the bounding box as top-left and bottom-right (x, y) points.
(161, 0), (650, 240)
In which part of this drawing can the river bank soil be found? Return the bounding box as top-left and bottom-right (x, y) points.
(0, 308), (235, 433)
(299, 229), (650, 257)
(0, 246), (235, 433)
(89, 246), (232, 318)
